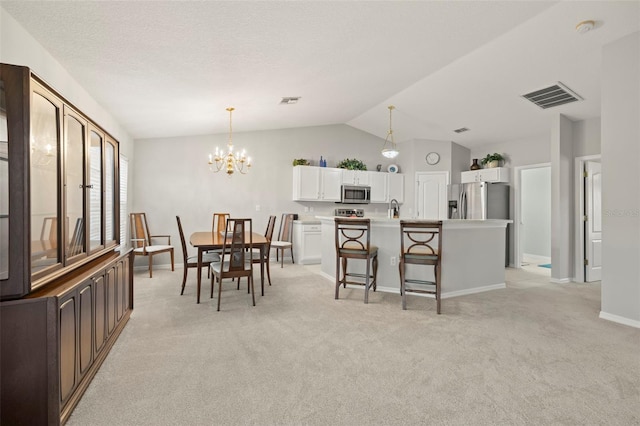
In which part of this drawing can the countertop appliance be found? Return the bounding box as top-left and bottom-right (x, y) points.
(335, 208), (365, 217)
(449, 182), (510, 265)
(340, 184), (370, 204)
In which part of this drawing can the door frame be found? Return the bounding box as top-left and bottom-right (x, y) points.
(513, 162), (550, 269)
(574, 154), (601, 282)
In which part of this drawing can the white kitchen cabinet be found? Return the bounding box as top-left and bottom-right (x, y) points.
(341, 170), (369, 186)
(367, 172), (404, 204)
(461, 167), (509, 183)
(292, 166), (342, 201)
(292, 221), (322, 265)
(388, 173), (405, 203)
(368, 172), (388, 203)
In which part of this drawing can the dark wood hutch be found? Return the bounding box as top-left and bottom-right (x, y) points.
(0, 64), (134, 425)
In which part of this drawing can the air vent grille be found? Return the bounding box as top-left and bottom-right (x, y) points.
(453, 127), (469, 133)
(280, 96), (300, 105)
(522, 82), (582, 109)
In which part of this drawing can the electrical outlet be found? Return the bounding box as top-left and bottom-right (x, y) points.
(255, 205), (261, 211)
(390, 256), (396, 266)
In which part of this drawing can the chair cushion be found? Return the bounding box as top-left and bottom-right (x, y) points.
(210, 260), (251, 274)
(271, 241), (292, 248)
(340, 243), (377, 255)
(404, 253), (439, 261)
(405, 246), (438, 255)
(133, 245), (173, 254)
(187, 253), (220, 263)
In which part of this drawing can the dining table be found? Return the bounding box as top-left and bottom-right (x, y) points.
(189, 231), (269, 304)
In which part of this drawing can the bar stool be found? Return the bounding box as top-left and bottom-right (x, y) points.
(334, 218), (378, 304)
(399, 220), (443, 313)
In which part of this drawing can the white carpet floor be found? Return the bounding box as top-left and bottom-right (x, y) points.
(66, 263), (639, 425)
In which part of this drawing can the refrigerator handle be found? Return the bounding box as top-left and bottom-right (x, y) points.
(459, 190), (466, 219)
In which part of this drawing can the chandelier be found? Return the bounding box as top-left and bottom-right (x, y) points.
(208, 107), (252, 175)
(381, 105), (399, 159)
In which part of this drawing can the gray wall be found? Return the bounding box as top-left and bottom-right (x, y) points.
(521, 167), (551, 259)
(601, 31), (640, 324)
(133, 124), (393, 261)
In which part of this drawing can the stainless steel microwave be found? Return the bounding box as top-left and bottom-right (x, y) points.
(340, 185), (371, 204)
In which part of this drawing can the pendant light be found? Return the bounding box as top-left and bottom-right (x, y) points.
(381, 105), (399, 159)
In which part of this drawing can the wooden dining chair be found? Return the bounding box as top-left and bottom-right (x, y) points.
(399, 220), (443, 313)
(250, 215), (276, 294)
(209, 218), (254, 311)
(130, 212), (174, 278)
(212, 213), (230, 234)
(176, 216), (219, 296)
(208, 212), (231, 255)
(271, 213), (295, 268)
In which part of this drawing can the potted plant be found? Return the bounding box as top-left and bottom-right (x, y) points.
(480, 153), (505, 168)
(292, 158), (310, 166)
(336, 158), (367, 170)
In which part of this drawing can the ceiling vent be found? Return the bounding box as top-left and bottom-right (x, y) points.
(522, 82), (583, 109)
(453, 127), (469, 133)
(280, 96), (300, 105)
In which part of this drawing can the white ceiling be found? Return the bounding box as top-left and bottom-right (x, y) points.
(2, 1), (639, 148)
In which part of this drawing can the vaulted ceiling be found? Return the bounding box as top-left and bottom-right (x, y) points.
(2, 1), (638, 148)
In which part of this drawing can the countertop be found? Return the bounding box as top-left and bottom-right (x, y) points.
(315, 216), (512, 229)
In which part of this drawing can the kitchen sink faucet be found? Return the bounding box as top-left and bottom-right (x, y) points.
(389, 199), (400, 219)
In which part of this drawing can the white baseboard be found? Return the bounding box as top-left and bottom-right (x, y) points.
(550, 277), (572, 284)
(522, 253), (551, 264)
(599, 311), (640, 329)
(442, 283), (506, 299)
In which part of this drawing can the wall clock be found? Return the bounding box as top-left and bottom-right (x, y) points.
(426, 152), (440, 165)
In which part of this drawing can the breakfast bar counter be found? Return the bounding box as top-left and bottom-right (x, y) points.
(316, 216), (511, 298)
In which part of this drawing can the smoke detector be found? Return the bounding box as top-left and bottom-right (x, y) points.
(576, 20), (595, 34)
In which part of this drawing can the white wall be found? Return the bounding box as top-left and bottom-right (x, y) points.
(521, 167), (551, 259)
(600, 31), (640, 326)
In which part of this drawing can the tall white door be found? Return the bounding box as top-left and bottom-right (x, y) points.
(585, 161), (602, 281)
(416, 172), (448, 220)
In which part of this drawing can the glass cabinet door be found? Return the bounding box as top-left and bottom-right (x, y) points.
(30, 84), (62, 276)
(64, 108), (87, 261)
(88, 127), (103, 253)
(105, 138), (117, 246)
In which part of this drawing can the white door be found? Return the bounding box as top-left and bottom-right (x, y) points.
(416, 172), (448, 220)
(585, 160), (602, 282)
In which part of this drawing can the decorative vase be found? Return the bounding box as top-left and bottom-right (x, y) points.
(470, 159), (480, 170)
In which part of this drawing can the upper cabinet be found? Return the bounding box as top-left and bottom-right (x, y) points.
(293, 166), (405, 204)
(461, 167), (509, 184)
(387, 173), (405, 203)
(341, 170), (369, 186)
(369, 172), (404, 204)
(292, 166), (342, 202)
(0, 64), (121, 300)
(368, 172), (387, 203)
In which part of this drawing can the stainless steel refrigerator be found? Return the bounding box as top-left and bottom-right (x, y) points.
(449, 182), (510, 264)
(453, 182), (509, 220)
